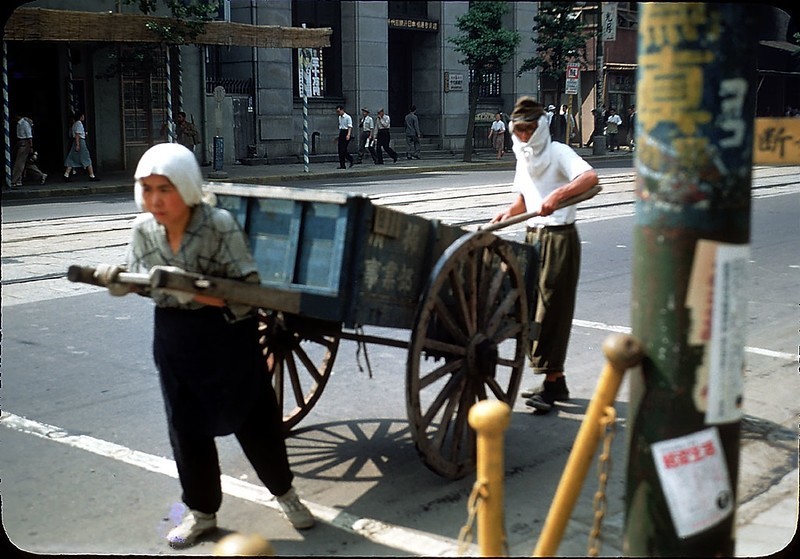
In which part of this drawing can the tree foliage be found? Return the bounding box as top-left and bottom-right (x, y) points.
(518, 2), (590, 81)
(127, 0), (220, 45)
(449, 1), (520, 161)
(97, 0), (219, 80)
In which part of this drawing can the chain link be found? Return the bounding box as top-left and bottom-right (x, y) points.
(457, 480), (487, 555)
(588, 406), (617, 557)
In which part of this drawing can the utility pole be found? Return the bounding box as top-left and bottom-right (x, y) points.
(592, 2), (605, 154)
(625, 3), (757, 555)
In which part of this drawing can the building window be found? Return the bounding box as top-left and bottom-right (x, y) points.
(292, 0), (341, 97)
(121, 46), (166, 145)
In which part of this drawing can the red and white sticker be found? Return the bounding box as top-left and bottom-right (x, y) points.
(651, 427), (733, 538)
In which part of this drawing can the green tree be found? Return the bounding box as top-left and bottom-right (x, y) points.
(449, 1), (520, 162)
(518, 3), (590, 106)
(98, 0), (219, 79)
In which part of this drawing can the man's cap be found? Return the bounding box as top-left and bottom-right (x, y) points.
(361, 107), (369, 112)
(547, 105), (556, 111)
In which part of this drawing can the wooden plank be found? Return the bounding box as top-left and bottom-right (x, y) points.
(753, 118), (800, 165)
(4, 7), (331, 48)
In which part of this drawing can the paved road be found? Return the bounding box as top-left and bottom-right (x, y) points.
(1, 165), (798, 556)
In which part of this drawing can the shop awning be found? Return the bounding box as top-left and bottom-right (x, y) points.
(3, 7), (331, 49)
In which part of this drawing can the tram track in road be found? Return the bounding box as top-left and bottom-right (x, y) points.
(2, 166), (797, 294)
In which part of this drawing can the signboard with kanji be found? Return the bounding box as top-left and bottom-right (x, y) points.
(565, 62), (580, 95)
(753, 118), (800, 164)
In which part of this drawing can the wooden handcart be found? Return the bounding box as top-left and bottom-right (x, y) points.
(69, 182), (598, 479)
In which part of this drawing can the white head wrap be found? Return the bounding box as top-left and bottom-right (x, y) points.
(133, 143), (204, 210)
(511, 113), (552, 176)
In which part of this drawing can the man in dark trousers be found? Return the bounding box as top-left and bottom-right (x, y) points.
(372, 108), (398, 164)
(335, 105), (354, 168)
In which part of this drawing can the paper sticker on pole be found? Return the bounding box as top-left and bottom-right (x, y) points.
(686, 240), (748, 425)
(651, 427), (733, 539)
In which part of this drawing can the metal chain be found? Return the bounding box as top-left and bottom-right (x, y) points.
(457, 480), (487, 555)
(588, 406), (617, 557)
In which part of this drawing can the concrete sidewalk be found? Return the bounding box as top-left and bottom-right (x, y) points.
(1, 146), (632, 201)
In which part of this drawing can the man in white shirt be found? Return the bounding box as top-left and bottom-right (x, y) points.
(491, 96), (599, 414)
(371, 108), (398, 164)
(335, 105), (354, 169)
(11, 114), (47, 187)
(357, 108), (376, 164)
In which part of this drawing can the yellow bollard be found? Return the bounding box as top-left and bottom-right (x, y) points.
(469, 399), (512, 557)
(533, 333), (642, 557)
(213, 532), (275, 556)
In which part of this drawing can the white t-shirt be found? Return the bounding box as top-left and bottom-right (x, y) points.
(512, 141), (592, 227)
(71, 120), (86, 139)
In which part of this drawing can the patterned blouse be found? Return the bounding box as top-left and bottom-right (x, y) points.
(126, 202), (259, 319)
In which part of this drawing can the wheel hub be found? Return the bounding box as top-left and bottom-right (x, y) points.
(466, 333), (498, 380)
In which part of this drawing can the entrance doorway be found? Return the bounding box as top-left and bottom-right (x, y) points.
(388, 30), (412, 126)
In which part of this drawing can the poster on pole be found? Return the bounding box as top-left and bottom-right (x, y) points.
(651, 427), (733, 538)
(565, 62), (580, 95)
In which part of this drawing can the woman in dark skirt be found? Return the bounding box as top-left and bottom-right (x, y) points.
(102, 142), (314, 548)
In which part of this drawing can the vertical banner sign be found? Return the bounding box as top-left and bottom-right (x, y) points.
(602, 3), (617, 42)
(565, 62), (580, 95)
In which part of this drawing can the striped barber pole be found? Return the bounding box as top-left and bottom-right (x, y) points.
(165, 47), (173, 142)
(3, 41), (10, 187)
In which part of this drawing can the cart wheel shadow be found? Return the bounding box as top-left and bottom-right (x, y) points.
(284, 418), (417, 482)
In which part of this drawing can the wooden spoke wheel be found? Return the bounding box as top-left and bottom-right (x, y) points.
(259, 311), (341, 433)
(406, 231), (529, 479)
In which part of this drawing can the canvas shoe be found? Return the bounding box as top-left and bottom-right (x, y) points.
(276, 487), (315, 529)
(166, 508), (217, 548)
(520, 376), (570, 401)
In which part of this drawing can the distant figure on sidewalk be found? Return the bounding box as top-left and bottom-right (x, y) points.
(11, 114), (47, 187)
(404, 105), (422, 160)
(372, 108), (398, 164)
(488, 112), (507, 159)
(335, 105), (355, 169)
(605, 107), (622, 152)
(63, 111), (99, 182)
(357, 108), (376, 164)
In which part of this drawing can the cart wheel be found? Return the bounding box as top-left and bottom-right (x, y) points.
(407, 231), (528, 479)
(259, 311), (341, 433)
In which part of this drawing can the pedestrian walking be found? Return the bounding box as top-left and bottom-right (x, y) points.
(11, 114), (47, 187)
(335, 105), (355, 168)
(626, 105), (636, 151)
(63, 111), (99, 182)
(372, 108), (398, 164)
(605, 107), (622, 151)
(96, 143), (315, 548)
(488, 112), (506, 159)
(404, 105), (422, 160)
(490, 96), (599, 414)
(357, 108), (376, 164)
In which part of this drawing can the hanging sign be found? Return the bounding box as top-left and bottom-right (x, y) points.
(602, 3), (618, 42)
(753, 117), (800, 164)
(565, 62), (580, 95)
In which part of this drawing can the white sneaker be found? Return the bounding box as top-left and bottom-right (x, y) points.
(166, 508), (217, 548)
(41, 173), (47, 184)
(276, 487), (315, 529)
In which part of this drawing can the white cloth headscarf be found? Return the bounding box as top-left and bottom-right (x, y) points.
(511, 113), (552, 177)
(133, 143), (204, 210)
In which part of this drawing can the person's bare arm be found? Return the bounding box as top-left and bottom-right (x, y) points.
(539, 169), (599, 216)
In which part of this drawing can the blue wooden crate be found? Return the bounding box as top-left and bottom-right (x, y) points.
(205, 183), (535, 330)
(208, 184), (465, 327)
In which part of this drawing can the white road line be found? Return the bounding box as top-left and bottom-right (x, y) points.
(0, 411), (471, 557)
(572, 319), (794, 360)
